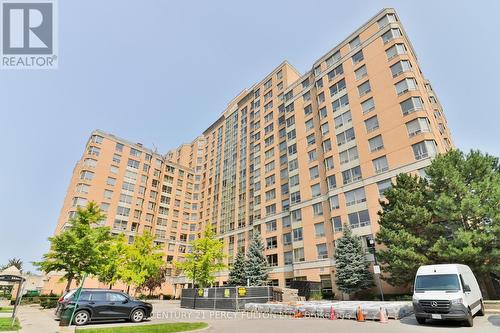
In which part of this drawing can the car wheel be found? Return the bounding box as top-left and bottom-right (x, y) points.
(131, 309), (145, 323)
(73, 310), (90, 326)
(477, 300), (485, 316)
(416, 316), (426, 325)
(465, 309), (473, 327)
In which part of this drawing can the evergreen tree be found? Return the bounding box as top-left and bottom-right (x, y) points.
(376, 150), (499, 294)
(334, 224), (373, 296)
(227, 249), (247, 286)
(245, 231), (269, 286)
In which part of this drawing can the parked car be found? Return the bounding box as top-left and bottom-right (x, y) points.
(55, 288), (153, 326)
(412, 264), (484, 327)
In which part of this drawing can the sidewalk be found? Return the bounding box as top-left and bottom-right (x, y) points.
(16, 305), (62, 333)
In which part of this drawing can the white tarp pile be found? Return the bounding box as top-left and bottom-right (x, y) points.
(244, 301), (414, 320)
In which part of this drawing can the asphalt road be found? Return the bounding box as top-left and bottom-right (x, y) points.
(83, 300), (500, 333)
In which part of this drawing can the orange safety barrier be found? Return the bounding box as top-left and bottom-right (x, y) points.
(356, 305), (365, 322)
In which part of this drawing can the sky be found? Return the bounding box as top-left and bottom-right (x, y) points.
(0, 0), (499, 273)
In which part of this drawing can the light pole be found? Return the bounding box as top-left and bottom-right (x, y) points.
(368, 238), (384, 301)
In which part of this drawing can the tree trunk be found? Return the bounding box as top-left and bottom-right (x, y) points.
(127, 285), (130, 294)
(109, 284), (112, 290)
(65, 276), (73, 292)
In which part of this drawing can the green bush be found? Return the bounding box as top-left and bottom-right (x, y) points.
(309, 291), (323, 301)
(40, 298), (58, 309)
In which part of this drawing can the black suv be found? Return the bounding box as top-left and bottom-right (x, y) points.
(55, 289), (153, 326)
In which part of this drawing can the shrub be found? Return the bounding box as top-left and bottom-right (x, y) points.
(309, 291), (323, 301)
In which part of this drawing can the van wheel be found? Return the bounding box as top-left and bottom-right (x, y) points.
(477, 300), (485, 316)
(465, 309), (473, 327)
(416, 317), (426, 325)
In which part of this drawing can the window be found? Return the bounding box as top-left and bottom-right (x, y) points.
(265, 175), (275, 187)
(406, 118), (431, 137)
(87, 146), (100, 156)
(267, 254), (278, 267)
(345, 187), (366, 206)
(373, 156), (389, 173)
(106, 177), (116, 186)
(309, 166), (319, 179)
(288, 158), (298, 171)
(286, 115), (295, 127)
(306, 134), (316, 146)
(334, 110), (352, 129)
(320, 122), (329, 135)
(287, 129), (296, 140)
(342, 166), (362, 185)
(327, 64), (344, 81)
(317, 92), (325, 104)
(325, 50), (341, 67)
(395, 78), (418, 95)
(113, 219), (128, 231)
(127, 159), (140, 169)
(357, 80), (371, 96)
(112, 154), (121, 164)
(80, 170), (94, 181)
(266, 219), (277, 231)
(293, 247), (305, 262)
(283, 233), (292, 245)
(316, 78), (323, 89)
(266, 236), (277, 249)
(355, 65), (368, 80)
(289, 174), (300, 187)
(329, 79), (346, 96)
(332, 94), (349, 112)
(329, 195), (340, 210)
(348, 209), (371, 228)
(115, 142), (124, 152)
(377, 179), (392, 196)
(400, 96), (424, 115)
(386, 43), (407, 59)
(304, 104), (313, 116)
(265, 148), (275, 159)
(349, 35), (361, 49)
(382, 28), (401, 43)
(282, 216), (291, 228)
(332, 216), (342, 232)
(368, 135), (384, 152)
(317, 243), (328, 259)
(284, 251), (293, 264)
(390, 60), (412, 77)
(130, 148), (141, 158)
(352, 50), (364, 64)
(75, 183), (89, 194)
(326, 175), (337, 190)
(324, 156), (334, 170)
(119, 193), (133, 204)
(290, 191), (301, 204)
(117, 206), (130, 217)
(378, 13), (397, 28)
(83, 158), (97, 168)
(364, 116), (379, 132)
(314, 222), (325, 237)
(293, 227), (303, 241)
(361, 97), (375, 114)
(264, 79), (272, 90)
(291, 209), (302, 221)
(339, 146), (359, 164)
(319, 107), (328, 119)
(311, 184), (321, 198)
(336, 128), (356, 146)
(322, 139), (332, 153)
(412, 141), (437, 160)
(265, 204), (276, 216)
(265, 189), (276, 201)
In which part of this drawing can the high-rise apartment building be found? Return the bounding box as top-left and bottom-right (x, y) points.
(46, 8), (452, 296)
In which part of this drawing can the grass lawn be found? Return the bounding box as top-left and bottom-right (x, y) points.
(0, 318), (21, 331)
(0, 308), (13, 313)
(77, 322), (208, 333)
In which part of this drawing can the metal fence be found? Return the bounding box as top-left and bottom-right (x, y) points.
(180, 286), (273, 311)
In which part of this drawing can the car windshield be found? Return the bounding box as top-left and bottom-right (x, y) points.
(415, 274), (461, 291)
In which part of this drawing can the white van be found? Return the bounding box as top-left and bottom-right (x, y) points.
(412, 264), (484, 327)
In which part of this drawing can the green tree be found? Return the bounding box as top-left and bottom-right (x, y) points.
(376, 173), (441, 286)
(376, 150), (500, 292)
(334, 224), (373, 296)
(245, 231), (269, 286)
(227, 249), (247, 286)
(2, 258), (23, 272)
(174, 225), (225, 288)
(35, 202), (112, 291)
(120, 232), (164, 294)
(97, 234), (128, 289)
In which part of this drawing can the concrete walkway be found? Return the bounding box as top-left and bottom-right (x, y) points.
(16, 305), (62, 333)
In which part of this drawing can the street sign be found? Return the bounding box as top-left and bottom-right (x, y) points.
(374, 265), (381, 274)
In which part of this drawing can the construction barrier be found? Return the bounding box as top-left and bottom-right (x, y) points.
(181, 286), (273, 311)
